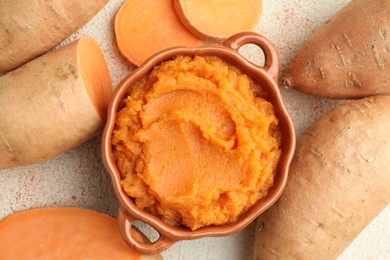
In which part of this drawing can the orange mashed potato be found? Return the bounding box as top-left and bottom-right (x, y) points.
(112, 55), (281, 230)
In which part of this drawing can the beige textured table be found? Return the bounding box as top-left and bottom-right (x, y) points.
(1, 1), (389, 259)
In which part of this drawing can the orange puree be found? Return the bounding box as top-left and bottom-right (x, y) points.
(112, 55), (281, 230)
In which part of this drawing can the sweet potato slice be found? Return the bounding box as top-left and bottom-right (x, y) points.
(0, 0), (108, 73)
(174, 0), (263, 41)
(0, 38), (112, 169)
(0, 207), (161, 259)
(114, 0), (203, 66)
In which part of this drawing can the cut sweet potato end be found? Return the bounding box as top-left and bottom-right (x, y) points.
(78, 38), (112, 122)
(114, 0), (203, 66)
(0, 207), (160, 259)
(174, 0), (263, 41)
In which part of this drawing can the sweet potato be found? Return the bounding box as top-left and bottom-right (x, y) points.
(283, 0), (390, 99)
(114, 0), (203, 66)
(0, 38), (112, 169)
(174, 0), (263, 41)
(254, 95), (390, 259)
(0, 207), (161, 259)
(0, 0), (108, 73)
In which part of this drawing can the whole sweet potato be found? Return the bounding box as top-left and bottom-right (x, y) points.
(283, 0), (390, 99)
(254, 95), (390, 259)
(0, 0), (108, 73)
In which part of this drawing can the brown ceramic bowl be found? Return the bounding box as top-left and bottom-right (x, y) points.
(101, 32), (296, 255)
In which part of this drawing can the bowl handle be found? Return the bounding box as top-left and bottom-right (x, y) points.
(223, 32), (280, 82)
(117, 206), (175, 255)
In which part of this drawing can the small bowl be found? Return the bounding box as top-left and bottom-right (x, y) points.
(101, 32), (296, 255)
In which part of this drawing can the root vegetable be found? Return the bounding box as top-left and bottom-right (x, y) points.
(0, 207), (161, 259)
(0, 0), (108, 73)
(254, 95), (390, 259)
(283, 0), (390, 99)
(0, 38), (112, 169)
(114, 0), (203, 66)
(174, 0), (263, 41)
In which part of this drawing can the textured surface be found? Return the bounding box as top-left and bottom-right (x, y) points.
(0, 0), (389, 259)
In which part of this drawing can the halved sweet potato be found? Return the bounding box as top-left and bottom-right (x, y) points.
(0, 207), (161, 259)
(0, 38), (112, 169)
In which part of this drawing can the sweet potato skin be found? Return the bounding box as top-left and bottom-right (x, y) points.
(283, 0), (390, 99)
(0, 0), (108, 73)
(0, 39), (111, 169)
(254, 95), (390, 259)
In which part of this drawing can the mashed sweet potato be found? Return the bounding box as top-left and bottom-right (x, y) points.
(112, 55), (281, 230)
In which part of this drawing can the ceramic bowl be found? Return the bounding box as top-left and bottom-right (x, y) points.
(101, 32), (296, 254)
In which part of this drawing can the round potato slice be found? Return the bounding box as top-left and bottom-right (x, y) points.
(174, 0), (263, 41)
(115, 0), (203, 66)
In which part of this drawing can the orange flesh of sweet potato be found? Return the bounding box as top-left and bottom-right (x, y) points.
(0, 207), (161, 259)
(174, 0), (263, 41)
(0, 0), (108, 73)
(79, 38), (113, 121)
(282, 0), (390, 99)
(0, 38), (112, 169)
(114, 0), (203, 66)
(254, 95), (390, 259)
